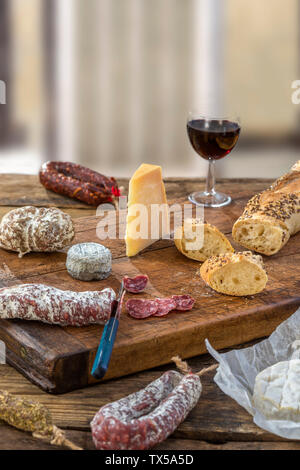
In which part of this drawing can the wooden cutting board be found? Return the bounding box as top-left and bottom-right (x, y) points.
(0, 195), (299, 394)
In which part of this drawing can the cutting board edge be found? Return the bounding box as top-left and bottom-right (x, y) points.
(95, 302), (298, 380)
(7, 300), (294, 394)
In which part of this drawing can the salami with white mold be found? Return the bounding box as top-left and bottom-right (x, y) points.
(0, 206), (74, 258)
(91, 370), (202, 450)
(0, 284), (115, 326)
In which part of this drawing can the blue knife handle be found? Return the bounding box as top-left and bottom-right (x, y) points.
(91, 316), (119, 380)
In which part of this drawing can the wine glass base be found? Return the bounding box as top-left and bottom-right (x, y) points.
(188, 191), (232, 208)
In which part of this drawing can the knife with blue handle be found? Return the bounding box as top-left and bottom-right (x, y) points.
(91, 282), (125, 380)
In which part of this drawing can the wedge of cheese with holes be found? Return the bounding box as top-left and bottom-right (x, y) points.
(125, 164), (169, 257)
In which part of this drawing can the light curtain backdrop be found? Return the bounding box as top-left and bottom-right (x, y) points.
(3, 0), (300, 177)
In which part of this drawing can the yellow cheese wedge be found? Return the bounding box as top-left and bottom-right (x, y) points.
(125, 163), (169, 257)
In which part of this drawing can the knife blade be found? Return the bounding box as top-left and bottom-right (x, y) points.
(91, 282), (125, 380)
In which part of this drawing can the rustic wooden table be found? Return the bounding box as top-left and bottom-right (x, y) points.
(0, 174), (299, 450)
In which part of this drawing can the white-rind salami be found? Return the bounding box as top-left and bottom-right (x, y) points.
(0, 206), (74, 258)
(0, 284), (115, 326)
(91, 370), (202, 450)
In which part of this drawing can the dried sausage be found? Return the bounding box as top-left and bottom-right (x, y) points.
(91, 370), (202, 450)
(39, 161), (120, 206)
(0, 284), (115, 326)
(0, 206), (74, 258)
(0, 390), (81, 449)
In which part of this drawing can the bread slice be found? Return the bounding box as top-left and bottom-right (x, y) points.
(174, 220), (234, 262)
(200, 251), (268, 296)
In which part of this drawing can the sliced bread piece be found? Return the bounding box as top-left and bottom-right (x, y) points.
(174, 220), (234, 262)
(200, 251), (268, 296)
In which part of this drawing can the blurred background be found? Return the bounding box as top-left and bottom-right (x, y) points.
(0, 0), (299, 178)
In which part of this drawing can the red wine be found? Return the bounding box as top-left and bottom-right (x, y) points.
(187, 119), (240, 160)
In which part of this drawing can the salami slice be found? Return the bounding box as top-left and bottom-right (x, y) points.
(126, 294), (195, 319)
(153, 297), (177, 317)
(126, 298), (158, 319)
(91, 370), (202, 450)
(172, 294), (195, 311)
(123, 274), (148, 293)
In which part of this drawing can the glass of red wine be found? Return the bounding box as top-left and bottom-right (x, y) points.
(187, 113), (241, 207)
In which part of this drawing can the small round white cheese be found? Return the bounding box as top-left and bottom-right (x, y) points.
(253, 359), (300, 421)
(66, 242), (112, 281)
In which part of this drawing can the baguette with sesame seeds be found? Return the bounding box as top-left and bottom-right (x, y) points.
(200, 251), (268, 296)
(232, 161), (300, 256)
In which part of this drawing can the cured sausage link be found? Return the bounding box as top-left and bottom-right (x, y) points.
(0, 390), (82, 450)
(39, 161), (119, 206)
(46, 161), (114, 187)
(0, 284), (115, 327)
(91, 370), (202, 450)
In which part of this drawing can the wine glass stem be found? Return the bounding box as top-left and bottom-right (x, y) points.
(206, 159), (216, 195)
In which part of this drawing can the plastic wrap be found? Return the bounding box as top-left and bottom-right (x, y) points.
(206, 307), (300, 439)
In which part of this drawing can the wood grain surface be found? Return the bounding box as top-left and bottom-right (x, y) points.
(0, 175), (299, 450)
(0, 349), (299, 450)
(0, 177), (299, 393)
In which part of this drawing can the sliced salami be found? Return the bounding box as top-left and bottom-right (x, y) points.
(91, 370), (202, 450)
(126, 298), (158, 319)
(126, 294), (195, 319)
(172, 294), (195, 311)
(123, 274), (148, 293)
(153, 297), (177, 317)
